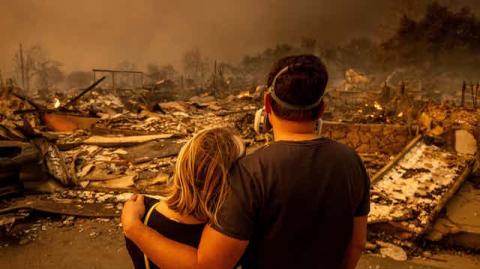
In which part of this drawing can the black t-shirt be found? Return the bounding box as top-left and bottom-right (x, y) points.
(212, 138), (370, 269)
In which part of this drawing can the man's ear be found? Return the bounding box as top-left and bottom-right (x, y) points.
(264, 93), (272, 114)
(317, 100), (326, 119)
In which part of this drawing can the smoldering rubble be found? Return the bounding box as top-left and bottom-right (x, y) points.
(1, 70), (480, 261)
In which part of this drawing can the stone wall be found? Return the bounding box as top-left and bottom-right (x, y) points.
(322, 122), (412, 155)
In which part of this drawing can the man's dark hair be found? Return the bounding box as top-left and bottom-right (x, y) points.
(267, 54), (328, 121)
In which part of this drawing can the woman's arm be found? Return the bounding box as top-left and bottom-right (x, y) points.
(125, 219), (198, 269)
(122, 194), (249, 269)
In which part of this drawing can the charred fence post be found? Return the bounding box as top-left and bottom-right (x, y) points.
(461, 81), (466, 107)
(475, 82), (479, 108)
(470, 82), (475, 108)
(92, 69), (143, 90)
(400, 81), (406, 96)
(112, 72), (116, 90)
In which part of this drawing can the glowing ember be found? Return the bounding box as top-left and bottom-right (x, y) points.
(373, 101), (383, 110)
(54, 98), (61, 109)
(398, 112), (404, 117)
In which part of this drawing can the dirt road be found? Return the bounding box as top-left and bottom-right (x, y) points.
(0, 217), (479, 269)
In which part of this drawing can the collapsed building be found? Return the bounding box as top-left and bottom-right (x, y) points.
(0, 68), (479, 261)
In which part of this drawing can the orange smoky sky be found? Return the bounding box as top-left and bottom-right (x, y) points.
(0, 0), (479, 77)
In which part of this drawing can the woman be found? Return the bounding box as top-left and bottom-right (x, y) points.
(125, 127), (245, 269)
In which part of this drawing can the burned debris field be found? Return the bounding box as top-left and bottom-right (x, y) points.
(2, 1), (480, 268)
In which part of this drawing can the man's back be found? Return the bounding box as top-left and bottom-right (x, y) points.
(213, 138), (370, 269)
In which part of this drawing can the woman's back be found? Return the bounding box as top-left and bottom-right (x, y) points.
(125, 196), (204, 269)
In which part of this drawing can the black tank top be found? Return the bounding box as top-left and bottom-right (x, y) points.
(125, 196), (205, 269)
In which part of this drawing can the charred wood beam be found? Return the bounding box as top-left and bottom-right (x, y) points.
(10, 92), (45, 111)
(92, 68), (143, 74)
(60, 76), (106, 109)
(0, 196), (119, 218)
(420, 163), (473, 236)
(14, 108), (81, 115)
(371, 135), (422, 184)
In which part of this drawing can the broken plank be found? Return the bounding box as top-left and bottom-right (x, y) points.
(81, 133), (176, 147)
(371, 135), (422, 184)
(414, 162), (473, 236)
(88, 174), (135, 188)
(368, 138), (474, 239)
(0, 196), (119, 217)
(43, 113), (99, 132)
(121, 140), (183, 161)
(0, 185), (22, 197)
(91, 126), (163, 136)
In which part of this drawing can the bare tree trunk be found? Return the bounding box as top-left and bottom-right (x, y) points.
(19, 44), (26, 90)
(0, 69), (3, 89)
(25, 56), (31, 91)
(213, 60), (217, 92)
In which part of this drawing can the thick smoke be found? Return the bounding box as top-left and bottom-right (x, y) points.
(0, 0), (479, 76)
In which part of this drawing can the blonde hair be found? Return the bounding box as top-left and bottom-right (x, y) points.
(166, 127), (244, 226)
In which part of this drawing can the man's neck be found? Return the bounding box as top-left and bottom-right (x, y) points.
(272, 122), (319, 142)
(273, 130), (319, 142)
(269, 112), (321, 142)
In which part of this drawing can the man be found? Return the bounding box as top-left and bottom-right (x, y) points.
(122, 55), (370, 269)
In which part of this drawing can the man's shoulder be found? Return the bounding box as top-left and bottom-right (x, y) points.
(237, 138), (361, 167)
(239, 143), (277, 162)
(235, 142), (290, 169)
(324, 139), (362, 160)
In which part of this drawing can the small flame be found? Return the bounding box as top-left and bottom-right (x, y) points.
(54, 98), (61, 109)
(373, 101), (383, 111)
(397, 112), (404, 117)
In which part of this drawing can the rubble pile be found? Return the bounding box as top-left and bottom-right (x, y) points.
(76, 90), (125, 115)
(0, 86), (266, 194)
(70, 94), (259, 189)
(1, 81), (468, 194)
(323, 123), (410, 154)
(1, 77), (480, 262)
(320, 122), (414, 176)
(419, 103), (479, 139)
(368, 138), (472, 237)
(61, 144), (175, 190)
(323, 68), (467, 126)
